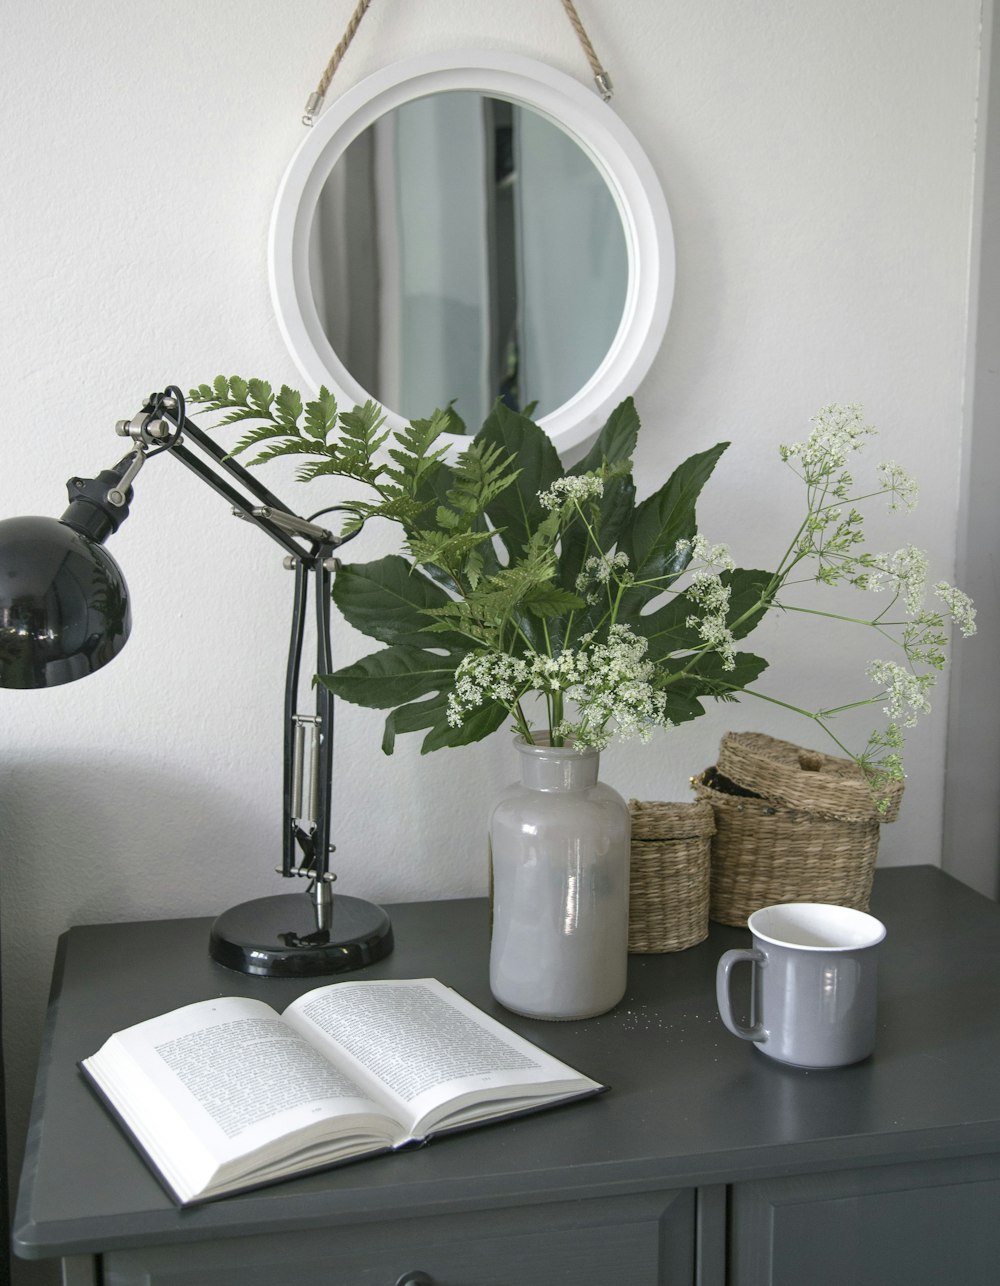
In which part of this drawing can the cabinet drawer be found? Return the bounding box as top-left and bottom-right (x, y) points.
(103, 1188), (694, 1286)
(730, 1153), (1000, 1286)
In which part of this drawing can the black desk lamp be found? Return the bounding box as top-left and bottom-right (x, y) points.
(0, 385), (393, 977)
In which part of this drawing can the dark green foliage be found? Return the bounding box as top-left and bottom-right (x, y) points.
(190, 381), (773, 754)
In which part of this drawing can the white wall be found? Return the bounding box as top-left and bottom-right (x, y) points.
(0, 2), (986, 1280)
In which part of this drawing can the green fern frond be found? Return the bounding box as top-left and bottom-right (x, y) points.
(229, 423), (300, 458)
(244, 440), (325, 467)
(274, 385), (303, 429)
(247, 379), (274, 415)
(407, 527), (497, 571)
(381, 409), (453, 496)
(303, 387), (339, 442)
(339, 401), (390, 450)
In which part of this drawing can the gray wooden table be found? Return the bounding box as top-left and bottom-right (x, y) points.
(13, 866), (1000, 1285)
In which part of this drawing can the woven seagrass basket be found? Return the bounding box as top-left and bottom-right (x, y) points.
(693, 732), (903, 928)
(627, 799), (716, 951)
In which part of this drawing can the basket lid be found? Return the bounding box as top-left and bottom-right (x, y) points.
(716, 731), (903, 823)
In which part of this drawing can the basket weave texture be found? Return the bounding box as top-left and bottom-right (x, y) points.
(627, 799), (715, 952)
(693, 730), (902, 927)
(717, 731), (904, 823)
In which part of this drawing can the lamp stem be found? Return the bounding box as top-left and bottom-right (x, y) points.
(312, 877), (334, 928)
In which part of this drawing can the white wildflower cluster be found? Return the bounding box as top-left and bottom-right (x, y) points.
(779, 403), (876, 484)
(934, 581), (977, 637)
(526, 649), (590, 693)
(575, 551), (632, 602)
(866, 660), (934, 728)
(675, 535), (735, 572)
(877, 461), (919, 512)
(537, 473), (604, 512)
(446, 625), (670, 749)
(447, 652), (531, 726)
(556, 625), (669, 749)
(684, 572), (736, 670)
(858, 546), (929, 614)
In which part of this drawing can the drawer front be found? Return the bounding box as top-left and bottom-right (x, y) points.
(729, 1153), (1000, 1286)
(103, 1188), (694, 1286)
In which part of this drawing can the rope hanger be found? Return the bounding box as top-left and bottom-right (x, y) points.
(303, 0), (613, 126)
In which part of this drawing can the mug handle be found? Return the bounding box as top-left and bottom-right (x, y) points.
(716, 948), (767, 1043)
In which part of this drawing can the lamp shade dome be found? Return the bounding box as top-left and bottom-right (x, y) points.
(0, 515), (131, 689)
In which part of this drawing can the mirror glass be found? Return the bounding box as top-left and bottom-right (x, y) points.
(271, 52), (674, 454)
(308, 92), (629, 429)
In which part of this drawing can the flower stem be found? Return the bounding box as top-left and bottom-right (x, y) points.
(551, 690), (565, 745)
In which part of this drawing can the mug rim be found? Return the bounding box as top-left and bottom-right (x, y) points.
(747, 901), (886, 952)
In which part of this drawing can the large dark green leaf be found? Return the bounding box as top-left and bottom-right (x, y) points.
(418, 699), (510, 753)
(379, 692), (508, 754)
(383, 699), (506, 756)
(476, 402), (563, 561)
(568, 398), (640, 476)
(631, 593), (699, 662)
(555, 401), (640, 592)
(660, 687), (712, 726)
(618, 442), (730, 610)
(380, 695), (447, 753)
(721, 567), (776, 640)
(332, 556), (465, 649)
(630, 567), (776, 660)
(317, 649), (509, 755)
(557, 471), (636, 592)
(666, 650), (769, 717)
(318, 645), (458, 709)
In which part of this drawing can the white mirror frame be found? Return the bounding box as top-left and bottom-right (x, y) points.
(269, 49), (675, 456)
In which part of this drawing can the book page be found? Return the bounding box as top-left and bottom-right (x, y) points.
(83, 996), (402, 1200)
(284, 979), (598, 1134)
(151, 1008), (368, 1140)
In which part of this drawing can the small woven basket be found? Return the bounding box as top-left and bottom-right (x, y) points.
(717, 730), (904, 823)
(627, 799), (716, 952)
(693, 732), (902, 927)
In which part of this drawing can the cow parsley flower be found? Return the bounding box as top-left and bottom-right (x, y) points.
(575, 551), (633, 601)
(779, 403), (876, 483)
(684, 573), (736, 669)
(675, 535), (735, 572)
(866, 659), (934, 728)
(866, 546), (929, 614)
(447, 653), (529, 726)
(934, 581), (977, 637)
(557, 625), (670, 749)
(537, 473), (604, 511)
(877, 461), (919, 512)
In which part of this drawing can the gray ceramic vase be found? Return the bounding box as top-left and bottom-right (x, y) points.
(489, 737), (631, 1020)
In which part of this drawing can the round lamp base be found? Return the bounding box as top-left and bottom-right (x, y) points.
(209, 893), (394, 977)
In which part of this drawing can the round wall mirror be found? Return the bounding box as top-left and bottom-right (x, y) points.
(270, 50), (674, 455)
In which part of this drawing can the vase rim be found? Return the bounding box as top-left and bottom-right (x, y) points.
(513, 734), (598, 760)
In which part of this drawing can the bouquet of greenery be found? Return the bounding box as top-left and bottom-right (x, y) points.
(190, 379), (975, 804)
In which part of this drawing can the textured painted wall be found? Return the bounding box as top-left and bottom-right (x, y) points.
(0, 3), (983, 1279)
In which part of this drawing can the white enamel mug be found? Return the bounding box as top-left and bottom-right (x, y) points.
(716, 902), (886, 1068)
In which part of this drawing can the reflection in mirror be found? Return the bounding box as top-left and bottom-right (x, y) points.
(308, 92), (628, 428)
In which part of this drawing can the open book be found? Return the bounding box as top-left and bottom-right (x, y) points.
(81, 977), (604, 1205)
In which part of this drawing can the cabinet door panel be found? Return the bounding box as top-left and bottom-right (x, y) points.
(103, 1189), (694, 1286)
(730, 1154), (1000, 1286)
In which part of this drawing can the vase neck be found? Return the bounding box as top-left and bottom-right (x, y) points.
(516, 740), (600, 792)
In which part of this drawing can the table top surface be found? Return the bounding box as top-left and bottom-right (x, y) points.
(13, 865), (1000, 1259)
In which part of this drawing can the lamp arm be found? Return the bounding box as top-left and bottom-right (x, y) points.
(111, 388), (350, 913)
(119, 387), (344, 566)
